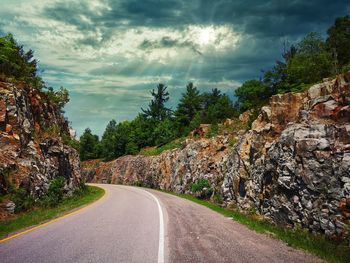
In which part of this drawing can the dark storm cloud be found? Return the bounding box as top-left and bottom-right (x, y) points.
(42, 0), (350, 36)
(3, 0), (349, 136)
(43, 1), (97, 31)
(139, 37), (202, 54)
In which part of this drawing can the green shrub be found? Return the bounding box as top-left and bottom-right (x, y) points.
(206, 124), (219, 138)
(41, 177), (65, 207)
(45, 86), (69, 110)
(191, 179), (211, 192)
(0, 168), (15, 195)
(229, 137), (238, 147)
(212, 192), (223, 204)
(341, 63), (350, 73)
(10, 188), (35, 212)
(62, 133), (80, 151)
(72, 180), (88, 196)
(43, 124), (61, 139)
(78, 178), (87, 191)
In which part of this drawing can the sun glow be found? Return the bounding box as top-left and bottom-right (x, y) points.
(188, 25), (239, 50)
(198, 27), (215, 46)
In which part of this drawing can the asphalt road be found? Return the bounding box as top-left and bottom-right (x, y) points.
(0, 184), (321, 263)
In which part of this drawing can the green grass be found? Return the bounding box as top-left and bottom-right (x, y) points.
(0, 186), (104, 239)
(161, 191), (350, 263)
(205, 123), (219, 138)
(140, 138), (185, 156)
(219, 119), (247, 134)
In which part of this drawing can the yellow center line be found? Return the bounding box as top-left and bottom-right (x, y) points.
(0, 186), (109, 245)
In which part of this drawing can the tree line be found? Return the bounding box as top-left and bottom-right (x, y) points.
(235, 16), (350, 113)
(80, 16), (350, 161)
(80, 83), (236, 161)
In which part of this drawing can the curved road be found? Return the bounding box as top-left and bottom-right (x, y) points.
(0, 184), (320, 263)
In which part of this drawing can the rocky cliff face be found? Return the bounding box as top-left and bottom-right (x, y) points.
(0, 81), (81, 216)
(83, 73), (350, 239)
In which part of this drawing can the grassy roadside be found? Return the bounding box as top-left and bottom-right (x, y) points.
(0, 186), (104, 239)
(160, 190), (350, 263)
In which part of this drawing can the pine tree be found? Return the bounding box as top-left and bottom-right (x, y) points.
(175, 83), (202, 127)
(142, 84), (171, 121)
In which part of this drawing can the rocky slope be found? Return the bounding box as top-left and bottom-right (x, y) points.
(83, 73), (350, 239)
(0, 81), (81, 217)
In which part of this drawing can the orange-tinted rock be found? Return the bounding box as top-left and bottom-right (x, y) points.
(190, 124), (210, 138)
(339, 198), (350, 219)
(239, 110), (252, 123)
(12, 133), (20, 140)
(0, 99), (6, 128)
(269, 92), (304, 132)
(84, 72), (350, 239)
(0, 81), (81, 221)
(5, 124), (12, 133)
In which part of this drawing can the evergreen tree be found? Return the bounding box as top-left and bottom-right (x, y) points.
(175, 82), (202, 128)
(142, 84), (171, 121)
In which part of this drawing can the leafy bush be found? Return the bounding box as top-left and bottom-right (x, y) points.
(229, 137), (238, 147)
(191, 179), (211, 192)
(43, 124), (61, 139)
(45, 86), (70, 110)
(206, 123), (219, 138)
(62, 133), (80, 151)
(40, 177), (65, 207)
(10, 188), (35, 212)
(0, 168), (15, 195)
(191, 179), (213, 199)
(72, 179), (88, 196)
(212, 192), (223, 204)
(341, 63), (350, 73)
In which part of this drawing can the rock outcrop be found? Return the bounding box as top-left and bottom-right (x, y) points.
(0, 81), (81, 216)
(83, 73), (350, 239)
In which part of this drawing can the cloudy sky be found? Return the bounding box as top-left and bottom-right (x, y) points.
(1, 1), (349, 136)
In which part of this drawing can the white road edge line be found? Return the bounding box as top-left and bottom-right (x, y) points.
(143, 190), (165, 263)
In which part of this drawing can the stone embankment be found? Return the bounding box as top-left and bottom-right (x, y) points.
(0, 81), (81, 218)
(84, 73), (350, 239)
